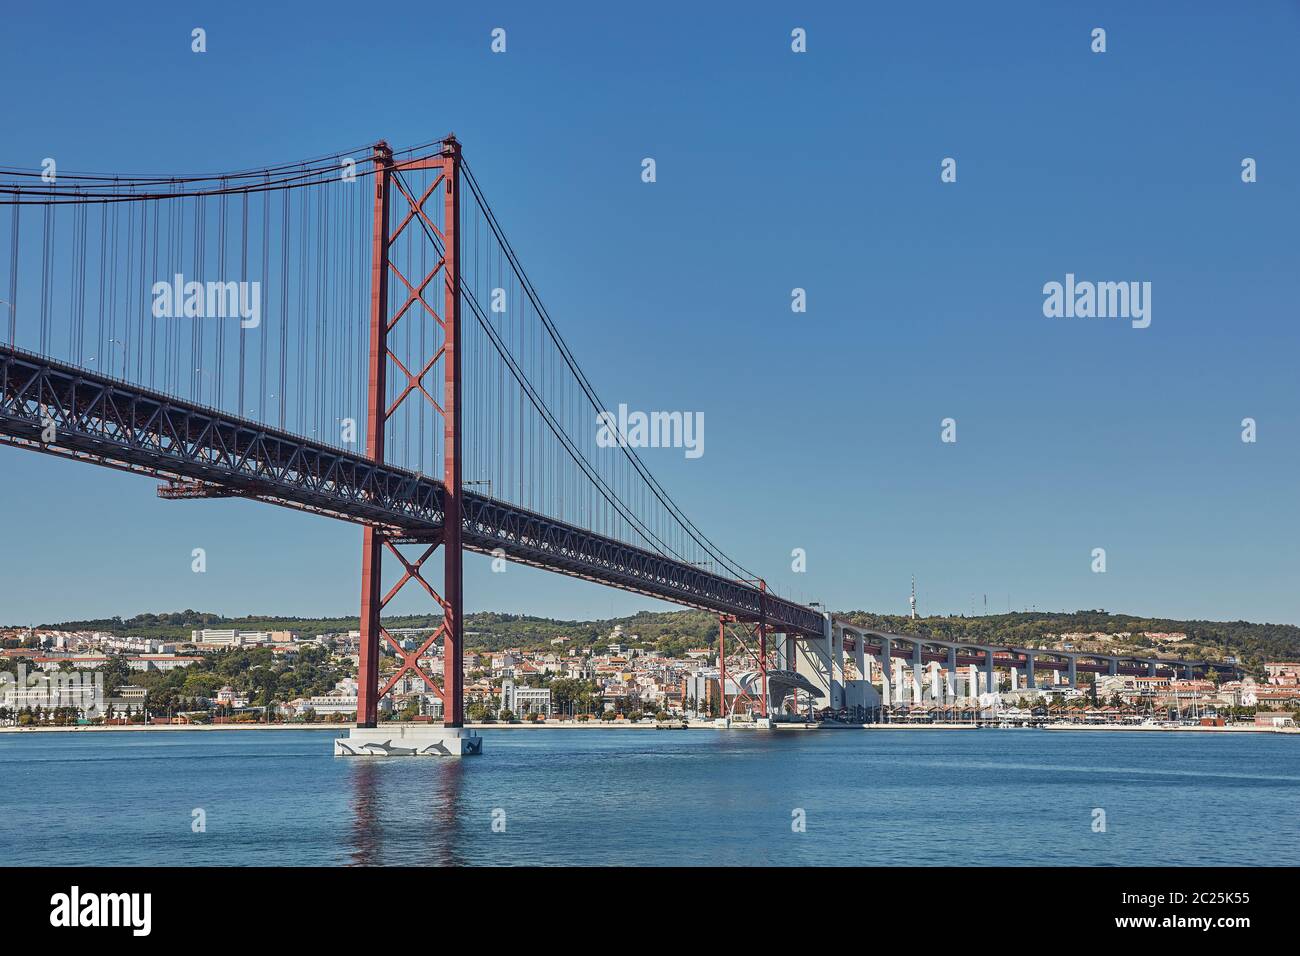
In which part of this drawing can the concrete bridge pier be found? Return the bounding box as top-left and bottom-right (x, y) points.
(945, 648), (958, 700)
(793, 619), (894, 721)
(911, 641), (923, 702)
(984, 649), (995, 695)
(1025, 653), (1036, 690)
(878, 637), (892, 707)
(1067, 656), (1077, 687)
(831, 627), (846, 710)
(852, 631), (866, 717)
(336, 725), (482, 757)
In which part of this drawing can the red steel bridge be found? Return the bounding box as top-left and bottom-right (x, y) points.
(0, 137), (1229, 729)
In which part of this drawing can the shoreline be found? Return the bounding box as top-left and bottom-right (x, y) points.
(0, 721), (691, 734)
(1, 721), (1295, 736)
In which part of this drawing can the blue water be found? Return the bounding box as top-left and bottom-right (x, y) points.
(1, 728), (1296, 866)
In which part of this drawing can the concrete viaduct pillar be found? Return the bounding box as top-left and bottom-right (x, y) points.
(984, 649), (996, 696)
(837, 629), (847, 712)
(911, 641), (923, 702)
(946, 647), (958, 701)
(878, 636), (891, 707)
(1025, 653), (1036, 690)
(852, 630), (866, 718)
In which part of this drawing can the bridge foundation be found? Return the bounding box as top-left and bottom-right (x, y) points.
(335, 725), (482, 757)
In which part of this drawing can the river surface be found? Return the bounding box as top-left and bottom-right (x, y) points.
(1, 728), (1295, 866)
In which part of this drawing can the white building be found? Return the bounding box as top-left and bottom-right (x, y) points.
(500, 679), (552, 716)
(190, 629), (297, 647)
(127, 655), (203, 672)
(304, 694), (392, 716)
(306, 695), (357, 715)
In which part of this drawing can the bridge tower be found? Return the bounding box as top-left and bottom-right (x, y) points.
(347, 137), (479, 755)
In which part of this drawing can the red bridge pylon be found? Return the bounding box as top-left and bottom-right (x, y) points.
(356, 137), (464, 728)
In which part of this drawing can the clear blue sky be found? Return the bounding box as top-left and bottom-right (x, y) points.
(2, 1), (1298, 626)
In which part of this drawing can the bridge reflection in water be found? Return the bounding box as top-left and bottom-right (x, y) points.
(347, 758), (468, 866)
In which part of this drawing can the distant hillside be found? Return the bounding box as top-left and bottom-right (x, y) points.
(22, 607), (1300, 674)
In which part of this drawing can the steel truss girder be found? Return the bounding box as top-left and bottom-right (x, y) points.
(0, 344), (445, 531)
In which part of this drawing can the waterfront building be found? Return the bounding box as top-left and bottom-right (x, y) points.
(303, 693), (392, 716)
(91, 685), (148, 717)
(305, 694), (356, 715)
(500, 679), (552, 716)
(1255, 710), (1297, 729)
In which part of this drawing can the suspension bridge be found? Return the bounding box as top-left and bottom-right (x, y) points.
(0, 137), (1233, 754)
